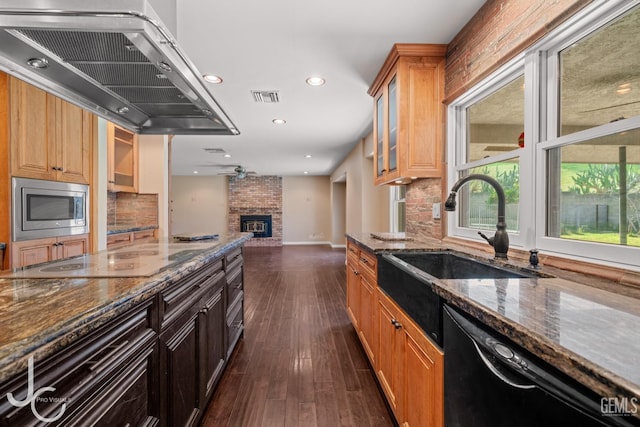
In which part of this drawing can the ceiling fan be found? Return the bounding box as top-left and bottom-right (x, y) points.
(196, 163), (257, 179)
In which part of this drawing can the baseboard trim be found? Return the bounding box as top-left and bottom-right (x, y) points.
(282, 241), (332, 246)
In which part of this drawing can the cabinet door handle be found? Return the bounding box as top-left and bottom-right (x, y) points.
(108, 180), (116, 184)
(360, 257), (369, 264)
(391, 319), (402, 329)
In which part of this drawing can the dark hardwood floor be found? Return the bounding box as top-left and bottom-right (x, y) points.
(201, 245), (394, 427)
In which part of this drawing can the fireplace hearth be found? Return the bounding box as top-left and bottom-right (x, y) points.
(240, 215), (272, 238)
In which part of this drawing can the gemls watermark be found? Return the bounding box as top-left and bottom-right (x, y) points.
(601, 397), (639, 417)
(5, 356), (68, 423)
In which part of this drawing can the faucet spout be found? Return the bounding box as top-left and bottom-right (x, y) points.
(445, 174), (509, 259)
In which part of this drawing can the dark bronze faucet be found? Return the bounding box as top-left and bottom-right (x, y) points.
(444, 174), (509, 259)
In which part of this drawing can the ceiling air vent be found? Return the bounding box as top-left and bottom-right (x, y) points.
(203, 148), (227, 154)
(251, 90), (280, 103)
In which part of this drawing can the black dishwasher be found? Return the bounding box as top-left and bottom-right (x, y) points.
(444, 305), (640, 427)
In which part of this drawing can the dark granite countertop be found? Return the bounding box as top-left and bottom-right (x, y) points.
(347, 232), (640, 403)
(106, 225), (159, 235)
(0, 232), (252, 383)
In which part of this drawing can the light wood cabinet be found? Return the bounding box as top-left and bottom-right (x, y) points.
(107, 122), (138, 193)
(9, 76), (93, 184)
(106, 228), (158, 249)
(11, 234), (90, 268)
(376, 289), (444, 427)
(345, 241), (377, 365)
(368, 44), (446, 185)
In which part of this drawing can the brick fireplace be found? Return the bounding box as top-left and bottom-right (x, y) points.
(228, 176), (282, 246)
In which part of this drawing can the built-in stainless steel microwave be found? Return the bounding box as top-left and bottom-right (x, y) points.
(12, 177), (89, 241)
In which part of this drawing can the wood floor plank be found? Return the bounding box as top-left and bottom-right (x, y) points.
(201, 245), (394, 427)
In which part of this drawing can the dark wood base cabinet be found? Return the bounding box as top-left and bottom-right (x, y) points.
(0, 248), (245, 427)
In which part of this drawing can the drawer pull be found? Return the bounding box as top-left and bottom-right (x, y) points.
(391, 319), (402, 330)
(360, 257), (369, 264)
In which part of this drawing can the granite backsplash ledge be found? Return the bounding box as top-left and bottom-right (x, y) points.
(108, 192), (159, 232)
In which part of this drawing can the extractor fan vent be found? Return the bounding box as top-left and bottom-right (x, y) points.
(251, 90), (280, 103)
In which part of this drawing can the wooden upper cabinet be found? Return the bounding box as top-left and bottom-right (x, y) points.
(57, 99), (93, 184)
(107, 122), (139, 193)
(369, 44), (447, 186)
(9, 76), (94, 184)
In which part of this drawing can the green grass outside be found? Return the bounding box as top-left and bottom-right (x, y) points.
(559, 231), (640, 247)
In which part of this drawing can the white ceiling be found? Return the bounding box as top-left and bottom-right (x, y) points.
(169, 0), (486, 176)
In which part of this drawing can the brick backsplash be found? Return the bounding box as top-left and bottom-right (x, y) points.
(227, 176), (282, 247)
(406, 178), (444, 240)
(107, 192), (159, 232)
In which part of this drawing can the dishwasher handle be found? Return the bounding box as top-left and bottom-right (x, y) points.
(471, 338), (536, 390)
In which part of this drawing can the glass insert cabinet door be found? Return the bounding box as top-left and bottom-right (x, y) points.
(387, 76), (398, 173)
(375, 76), (398, 178)
(376, 94), (384, 177)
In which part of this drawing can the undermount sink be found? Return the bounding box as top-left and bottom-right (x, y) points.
(389, 251), (532, 280)
(376, 251), (535, 347)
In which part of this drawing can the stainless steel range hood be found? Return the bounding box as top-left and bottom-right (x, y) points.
(0, 0), (239, 135)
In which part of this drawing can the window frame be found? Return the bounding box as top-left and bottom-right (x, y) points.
(447, 0), (640, 271)
(447, 54), (530, 248)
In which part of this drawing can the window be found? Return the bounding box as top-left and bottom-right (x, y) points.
(448, 65), (525, 243)
(390, 185), (406, 232)
(449, 1), (640, 270)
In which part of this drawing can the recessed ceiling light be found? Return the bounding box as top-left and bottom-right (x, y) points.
(306, 76), (325, 86)
(224, 154), (232, 158)
(193, 170), (199, 174)
(203, 74), (223, 84)
(617, 83), (631, 95)
(272, 119), (286, 125)
(304, 154), (312, 158)
(303, 171), (309, 174)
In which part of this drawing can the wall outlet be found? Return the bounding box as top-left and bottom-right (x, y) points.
(433, 203), (441, 220)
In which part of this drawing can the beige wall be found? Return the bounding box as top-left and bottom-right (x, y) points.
(332, 180), (347, 245)
(170, 176), (228, 236)
(330, 132), (390, 245)
(138, 135), (170, 238)
(170, 175), (333, 244)
(282, 176), (332, 244)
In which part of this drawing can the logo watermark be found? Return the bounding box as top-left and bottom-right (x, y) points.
(601, 397), (638, 417)
(6, 356), (67, 423)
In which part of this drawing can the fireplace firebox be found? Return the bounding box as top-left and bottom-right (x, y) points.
(240, 215), (272, 238)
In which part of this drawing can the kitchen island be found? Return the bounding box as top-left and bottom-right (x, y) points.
(347, 231), (640, 425)
(0, 231), (252, 426)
